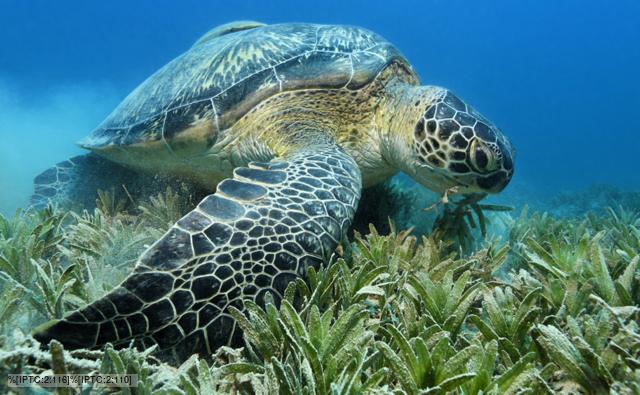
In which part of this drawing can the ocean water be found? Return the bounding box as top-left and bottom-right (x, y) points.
(0, 0), (639, 214)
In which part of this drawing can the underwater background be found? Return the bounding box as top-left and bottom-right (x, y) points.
(1, 0), (639, 214)
(1, 1), (640, 394)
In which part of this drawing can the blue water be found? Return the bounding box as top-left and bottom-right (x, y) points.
(1, 0), (639, 214)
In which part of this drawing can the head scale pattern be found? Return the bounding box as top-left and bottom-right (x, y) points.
(413, 90), (515, 193)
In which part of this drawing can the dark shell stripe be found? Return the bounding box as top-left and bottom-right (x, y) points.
(86, 23), (406, 148)
(33, 142), (362, 358)
(191, 21), (266, 47)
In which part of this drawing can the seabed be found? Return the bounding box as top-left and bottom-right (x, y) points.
(0, 180), (638, 394)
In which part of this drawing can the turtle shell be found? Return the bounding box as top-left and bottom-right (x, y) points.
(81, 23), (414, 156)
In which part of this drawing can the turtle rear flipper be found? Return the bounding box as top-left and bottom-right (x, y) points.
(33, 141), (362, 360)
(30, 154), (140, 211)
(30, 153), (195, 212)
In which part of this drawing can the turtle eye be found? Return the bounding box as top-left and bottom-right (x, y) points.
(469, 139), (498, 173)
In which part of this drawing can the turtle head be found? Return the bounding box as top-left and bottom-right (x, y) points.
(406, 87), (515, 195)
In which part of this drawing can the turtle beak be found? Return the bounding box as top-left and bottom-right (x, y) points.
(475, 167), (512, 194)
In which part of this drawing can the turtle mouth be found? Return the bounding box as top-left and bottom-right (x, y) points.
(476, 170), (511, 193)
(415, 159), (513, 196)
(414, 161), (472, 193)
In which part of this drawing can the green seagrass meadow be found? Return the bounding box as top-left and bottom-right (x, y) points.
(0, 182), (638, 394)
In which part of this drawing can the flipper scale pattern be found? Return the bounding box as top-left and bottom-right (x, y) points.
(33, 143), (362, 361)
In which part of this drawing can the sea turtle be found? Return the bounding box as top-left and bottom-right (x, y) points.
(32, 22), (515, 361)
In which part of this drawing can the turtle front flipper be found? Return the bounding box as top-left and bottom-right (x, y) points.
(33, 142), (362, 360)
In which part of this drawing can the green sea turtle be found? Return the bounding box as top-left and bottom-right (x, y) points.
(32, 22), (515, 360)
